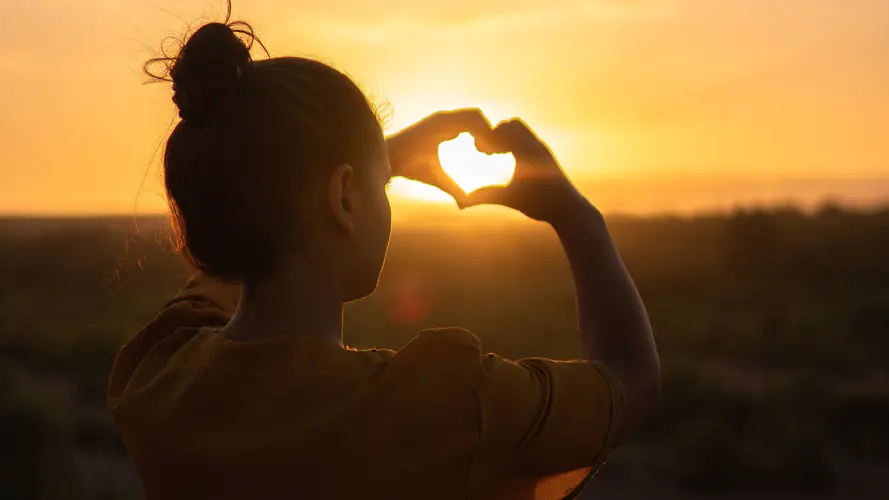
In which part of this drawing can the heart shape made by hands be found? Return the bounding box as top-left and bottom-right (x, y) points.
(438, 132), (515, 194)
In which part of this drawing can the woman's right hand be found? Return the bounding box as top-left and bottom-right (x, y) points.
(470, 120), (661, 450)
(463, 119), (591, 223)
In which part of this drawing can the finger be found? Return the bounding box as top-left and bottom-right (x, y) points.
(430, 108), (494, 142)
(475, 118), (527, 154)
(489, 118), (553, 159)
(432, 164), (468, 205)
(393, 155), (468, 204)
(461, 186), (509, 209)
(497, 118), (539, 142)
(475, 119), (527, 154)
(474, 132), (509, 155)
(393, 153), (437, 181)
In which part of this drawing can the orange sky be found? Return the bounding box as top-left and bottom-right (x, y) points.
(1, 0), (887, 216)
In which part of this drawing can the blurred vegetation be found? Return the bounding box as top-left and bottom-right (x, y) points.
(1, 205), (888, 498)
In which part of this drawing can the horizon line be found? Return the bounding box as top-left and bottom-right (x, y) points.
(1, 199), (887, 221)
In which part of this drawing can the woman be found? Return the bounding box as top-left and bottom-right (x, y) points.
(107, 14), (660, 500)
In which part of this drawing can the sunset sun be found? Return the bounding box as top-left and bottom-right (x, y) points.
(438, 133), (515, 194)
(387, 132), (516, 203)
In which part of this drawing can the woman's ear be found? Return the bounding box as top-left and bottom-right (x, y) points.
(328, 163), (356, 233)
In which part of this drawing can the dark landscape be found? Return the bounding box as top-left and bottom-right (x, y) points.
(2, 206), (888, 499)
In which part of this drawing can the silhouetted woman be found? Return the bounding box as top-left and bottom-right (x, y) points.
(107, 12), (660, 500)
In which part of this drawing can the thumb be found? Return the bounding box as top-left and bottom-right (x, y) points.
(460, 186), (509, 209)
(432, 169), (469, 207)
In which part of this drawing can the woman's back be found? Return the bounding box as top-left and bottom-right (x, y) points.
(109, 275), (621, 499)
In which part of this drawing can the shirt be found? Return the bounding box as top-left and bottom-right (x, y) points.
(107, 273), (624, 500)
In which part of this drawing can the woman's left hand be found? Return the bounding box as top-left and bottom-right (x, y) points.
(387, 108), (493, 206)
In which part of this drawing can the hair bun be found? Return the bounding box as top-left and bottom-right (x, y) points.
(170, 23), (250, 122)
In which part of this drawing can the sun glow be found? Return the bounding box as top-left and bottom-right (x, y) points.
(387, 133), (516, 203)
(439, 132), (515, 194)
(387, 178), (454, 203)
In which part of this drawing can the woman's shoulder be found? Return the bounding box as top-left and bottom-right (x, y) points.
(384, 327), (484, 375)
(106, 274), (236, 411)
(410, 326), (482, 351)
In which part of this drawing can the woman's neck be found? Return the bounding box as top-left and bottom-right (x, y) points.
(220, 255), (345, 346)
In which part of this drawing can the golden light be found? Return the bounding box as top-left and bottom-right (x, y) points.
(384, 98), (522, 204)
(387, 177), (453, 203)
(386, 132), (517, 204)
(439, 132), (516, 195)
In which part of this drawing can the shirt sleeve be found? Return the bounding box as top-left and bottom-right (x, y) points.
(107, 272), (241, 407)
(468, 353), (625, 500)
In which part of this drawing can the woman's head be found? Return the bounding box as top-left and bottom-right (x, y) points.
(150, 21), (392, 300)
